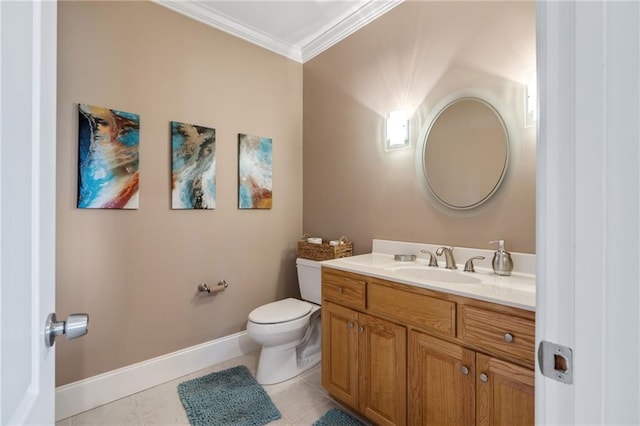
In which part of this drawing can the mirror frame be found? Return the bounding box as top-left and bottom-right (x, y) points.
(415, 89), (518, 214)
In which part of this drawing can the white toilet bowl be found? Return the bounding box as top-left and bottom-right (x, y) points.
(246, 258), (323, 385)
(247, 298), (321, 385)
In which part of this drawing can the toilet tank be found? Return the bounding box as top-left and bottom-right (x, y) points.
(296, 258), (322, 304)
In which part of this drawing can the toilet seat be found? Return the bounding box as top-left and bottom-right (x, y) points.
(248, 298), (312, 324)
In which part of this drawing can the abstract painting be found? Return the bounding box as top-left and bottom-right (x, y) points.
(238, 133), (272, 209)
(171, 121), (216, 209)
(78, 104), (140, 209)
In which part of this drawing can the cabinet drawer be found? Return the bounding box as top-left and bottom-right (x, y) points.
(368, 282), (456, 337)
(322, 270), (366, 310)
(459, 305), (535, 365)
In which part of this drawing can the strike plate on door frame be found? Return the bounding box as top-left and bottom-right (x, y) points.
(538, 340), (573, 384)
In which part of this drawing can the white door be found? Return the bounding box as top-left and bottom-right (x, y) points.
(0, 1), (58, 424)
(536, 1), (640, 424)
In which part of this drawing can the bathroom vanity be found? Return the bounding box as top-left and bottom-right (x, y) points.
(320, 240), (535, 426)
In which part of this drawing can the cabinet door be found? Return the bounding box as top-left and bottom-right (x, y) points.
(322, 301), (359, 410)
(409, 331), (475, 426)
(476, 353), (534, 426)
(358, 313), (407, 426)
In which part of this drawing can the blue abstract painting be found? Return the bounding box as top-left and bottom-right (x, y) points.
(238, 133), (272, 209)
(171, 121), (216, 209)
(78, 104), (140, 209)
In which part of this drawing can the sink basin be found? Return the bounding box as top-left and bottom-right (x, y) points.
(334, 255), (482, 284)
(388, 266), (482, 284)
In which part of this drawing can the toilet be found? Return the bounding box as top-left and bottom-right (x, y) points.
(246, 257), (322, 385)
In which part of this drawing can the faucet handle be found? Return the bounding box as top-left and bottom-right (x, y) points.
(464, 256), (485, 272)
(419, 249), (438, 267)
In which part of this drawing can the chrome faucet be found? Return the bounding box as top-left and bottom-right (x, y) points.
(436, 246), (457, 269)
(419, 249), (438, 267)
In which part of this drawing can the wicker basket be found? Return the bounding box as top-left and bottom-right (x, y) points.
(297, 234), (353, 261)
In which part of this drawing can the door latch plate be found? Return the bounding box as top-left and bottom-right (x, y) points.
(538, 340), (573, 384)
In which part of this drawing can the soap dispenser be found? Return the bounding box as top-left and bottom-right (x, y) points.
(489, 240), (513, 276)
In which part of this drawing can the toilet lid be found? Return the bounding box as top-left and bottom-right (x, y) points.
(248, 298), (313, 324)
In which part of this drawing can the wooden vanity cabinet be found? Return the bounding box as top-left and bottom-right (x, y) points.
(322, 299), (407, 426)
(359, 311), (407, 425)
(476, 353), (534, 426)
(409, 331), (534, 426)
(321, 267), (535, 426)
(322, 301), (359, 409)
(409, 331), (476, 425)
(321, 269), (407, 426)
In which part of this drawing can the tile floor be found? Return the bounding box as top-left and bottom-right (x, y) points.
(55, 351), (367, 426)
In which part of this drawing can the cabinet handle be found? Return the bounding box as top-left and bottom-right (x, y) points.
(503, 333), (514, 343)
(479, 373), (488, 382)
(358, 326), (364, 333)
(461, 366), (469, 375)
(347, 321), (354, 329)
(337, 287), (343, 294)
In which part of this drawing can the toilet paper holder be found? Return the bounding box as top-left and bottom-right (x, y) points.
(198, 280), (228, 294)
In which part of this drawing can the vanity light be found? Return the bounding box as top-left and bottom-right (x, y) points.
(525, 71), (537, 128)
(385, 110), (410, 151)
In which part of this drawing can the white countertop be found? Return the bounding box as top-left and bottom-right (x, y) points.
(321, 251), (536, 311)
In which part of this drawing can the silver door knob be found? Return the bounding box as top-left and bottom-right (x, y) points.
(347, 321), (354, 329)
(461, 366), (469, 375)
(44, 313), (89, 347)
(358, 326), (364, 333)
(504, 333), (514, 343)
(479, 373), (489, 382)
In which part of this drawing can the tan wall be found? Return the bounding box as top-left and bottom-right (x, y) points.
(56, 1), (303, 385)
(303, 1), (536, 254)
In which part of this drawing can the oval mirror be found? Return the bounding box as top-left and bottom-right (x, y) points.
(422, 97), (509, 210)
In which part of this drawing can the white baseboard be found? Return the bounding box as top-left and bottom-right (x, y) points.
(55, 331), (260, 421)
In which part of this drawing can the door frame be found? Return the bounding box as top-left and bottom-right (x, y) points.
(536, 1), (640, 424)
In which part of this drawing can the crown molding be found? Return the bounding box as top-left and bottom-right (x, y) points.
(301, 0), (403, 63)
(153, 0), (303, 62)
(153, 0), (403, 64)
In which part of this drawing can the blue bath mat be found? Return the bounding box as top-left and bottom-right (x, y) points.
(178, 365), (281, 426)
(313, 408), (366, 425)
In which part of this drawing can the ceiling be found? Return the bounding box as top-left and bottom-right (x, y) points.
(154, 0), (402, 63)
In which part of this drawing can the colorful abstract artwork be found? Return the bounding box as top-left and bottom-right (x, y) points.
(238, 133), (272, 209)
(171, 121), (216, 209)
(78, 104), (140, 209)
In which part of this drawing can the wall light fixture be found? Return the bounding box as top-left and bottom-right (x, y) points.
(385, 110), (410, 151)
